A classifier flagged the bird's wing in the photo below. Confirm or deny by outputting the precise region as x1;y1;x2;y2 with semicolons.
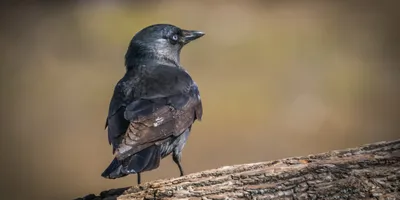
105;78;131;153
114;66;202;161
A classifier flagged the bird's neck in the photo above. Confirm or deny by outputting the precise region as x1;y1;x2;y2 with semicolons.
125;43;181;71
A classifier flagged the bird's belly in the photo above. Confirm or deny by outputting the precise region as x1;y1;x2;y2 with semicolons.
159;128;190;158
159;139;175;158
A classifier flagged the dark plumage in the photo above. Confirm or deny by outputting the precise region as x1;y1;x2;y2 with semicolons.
101;24;204;184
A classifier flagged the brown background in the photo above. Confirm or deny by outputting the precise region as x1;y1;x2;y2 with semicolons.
0;1;399;199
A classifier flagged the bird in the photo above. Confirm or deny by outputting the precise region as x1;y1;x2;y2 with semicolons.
101;24;204;185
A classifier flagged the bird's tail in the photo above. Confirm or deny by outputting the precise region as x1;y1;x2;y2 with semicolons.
101;145;161;179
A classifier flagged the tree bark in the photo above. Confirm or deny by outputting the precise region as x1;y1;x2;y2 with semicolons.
78;139;400;200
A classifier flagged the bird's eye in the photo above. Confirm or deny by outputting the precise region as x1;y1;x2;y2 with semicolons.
168;34;179;45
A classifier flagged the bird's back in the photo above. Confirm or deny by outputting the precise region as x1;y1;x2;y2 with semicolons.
102;64;202;179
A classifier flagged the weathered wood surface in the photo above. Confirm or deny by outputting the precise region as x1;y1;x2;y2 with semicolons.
77;139;400;200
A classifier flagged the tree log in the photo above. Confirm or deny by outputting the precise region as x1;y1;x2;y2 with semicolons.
77;139;400;200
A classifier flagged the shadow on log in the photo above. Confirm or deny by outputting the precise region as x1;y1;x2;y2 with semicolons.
76;139;400;200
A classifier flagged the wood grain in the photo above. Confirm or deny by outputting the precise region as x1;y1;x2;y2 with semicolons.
76;139;400;200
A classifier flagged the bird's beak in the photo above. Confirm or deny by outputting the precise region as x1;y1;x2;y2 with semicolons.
181;30;205;44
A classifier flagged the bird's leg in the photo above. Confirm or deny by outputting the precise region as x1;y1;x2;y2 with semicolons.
172;152;184;176
137;172;141;185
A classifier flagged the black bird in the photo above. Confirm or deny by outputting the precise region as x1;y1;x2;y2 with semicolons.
101;24;204;185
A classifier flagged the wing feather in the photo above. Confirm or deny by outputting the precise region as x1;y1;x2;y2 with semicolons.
115;93;200;160
105;64;202;158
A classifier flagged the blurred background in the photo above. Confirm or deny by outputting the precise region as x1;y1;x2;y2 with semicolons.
0;0;399;199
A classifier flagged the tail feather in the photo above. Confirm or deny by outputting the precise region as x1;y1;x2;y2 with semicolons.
101;157;127;179
101;145;161;179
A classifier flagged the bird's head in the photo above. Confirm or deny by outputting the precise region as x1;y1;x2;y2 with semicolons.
125;24;205;69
